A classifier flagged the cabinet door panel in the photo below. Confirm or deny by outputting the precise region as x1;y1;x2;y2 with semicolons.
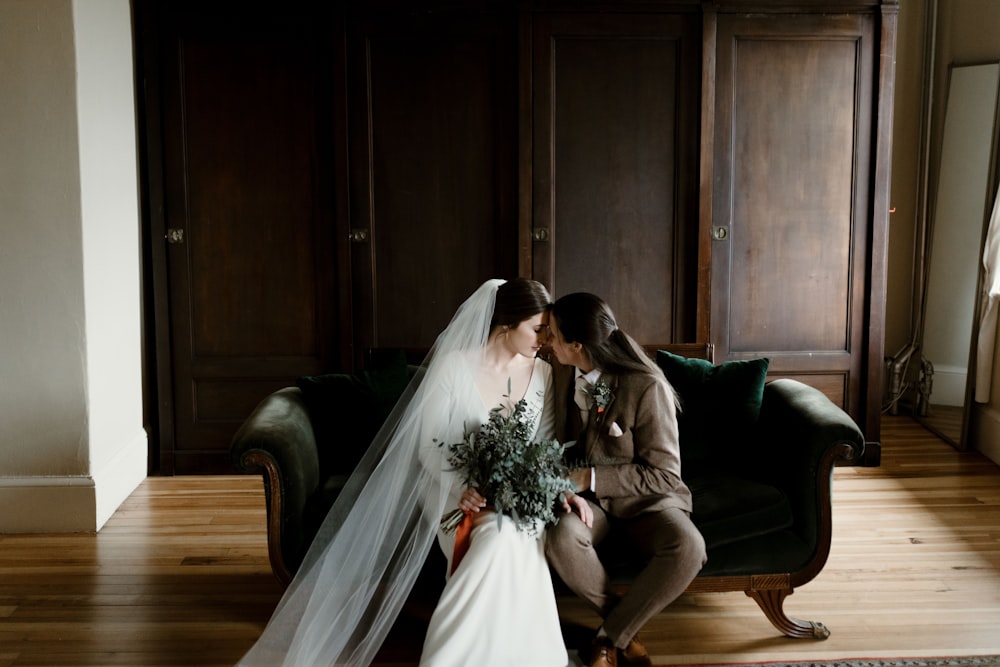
711;13;874;419
151;7;340;473
348;11;518;356
532;13;700;342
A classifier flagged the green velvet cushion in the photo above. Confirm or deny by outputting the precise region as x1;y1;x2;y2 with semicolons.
695;529;813;577
296;351;412;478
603;472;795;580
686;472;792;550
655;350;769;468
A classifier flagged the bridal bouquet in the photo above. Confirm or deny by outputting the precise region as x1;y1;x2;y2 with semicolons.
439;393;576;537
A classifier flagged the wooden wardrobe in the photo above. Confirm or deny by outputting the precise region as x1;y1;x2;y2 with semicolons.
135;0;898;474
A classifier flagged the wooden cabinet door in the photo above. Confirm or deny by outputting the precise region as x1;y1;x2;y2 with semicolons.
145;5;341;473
530;12;701;343
709;12;877;434
345;8;519;357
141;3;520;473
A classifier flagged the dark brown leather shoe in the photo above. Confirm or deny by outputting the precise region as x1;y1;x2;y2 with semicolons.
590;635;618;667
621;634;653;667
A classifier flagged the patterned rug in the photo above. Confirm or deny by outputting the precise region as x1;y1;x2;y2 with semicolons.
684;657;1000;667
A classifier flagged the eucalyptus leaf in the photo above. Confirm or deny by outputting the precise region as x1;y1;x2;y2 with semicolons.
437;396;576;536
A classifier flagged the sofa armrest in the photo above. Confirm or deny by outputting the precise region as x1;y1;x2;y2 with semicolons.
754;379;865;577
231;386;321;586
759;378;866;469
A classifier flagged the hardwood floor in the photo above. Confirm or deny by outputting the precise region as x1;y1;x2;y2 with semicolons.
1;416;998;666
638;415;1000;665
916;403;965;447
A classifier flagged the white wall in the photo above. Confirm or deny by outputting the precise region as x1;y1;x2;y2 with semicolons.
0;0;145;532
74;0;148;526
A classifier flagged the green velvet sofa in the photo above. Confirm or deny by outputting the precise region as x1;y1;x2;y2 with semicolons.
231;346;869;640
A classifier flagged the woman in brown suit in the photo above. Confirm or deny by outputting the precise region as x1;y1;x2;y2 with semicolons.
545;292;707;667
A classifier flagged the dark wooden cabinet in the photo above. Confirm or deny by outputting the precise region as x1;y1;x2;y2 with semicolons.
529;11;702;343
346;8;519;357
136;1;897;473
138;3;341;473
705;7;894;445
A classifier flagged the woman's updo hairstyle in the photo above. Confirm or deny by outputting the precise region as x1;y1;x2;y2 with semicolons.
490;278;551;331
551;292;664;379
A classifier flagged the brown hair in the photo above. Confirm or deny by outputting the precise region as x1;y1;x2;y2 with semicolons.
550;292;663;379
490;278;551;331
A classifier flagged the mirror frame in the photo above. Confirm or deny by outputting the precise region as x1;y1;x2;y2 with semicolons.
916;60;1000;450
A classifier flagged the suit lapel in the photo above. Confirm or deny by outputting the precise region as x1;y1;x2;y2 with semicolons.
550;357;581;444
569;395;584;440
582;372;618;460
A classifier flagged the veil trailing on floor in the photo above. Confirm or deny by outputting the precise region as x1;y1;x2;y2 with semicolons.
239;279;503;666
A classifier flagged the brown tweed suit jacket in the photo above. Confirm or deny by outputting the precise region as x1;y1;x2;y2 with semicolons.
550;357;692;518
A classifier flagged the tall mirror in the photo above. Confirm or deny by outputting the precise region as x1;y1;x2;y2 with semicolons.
918;61;1000;449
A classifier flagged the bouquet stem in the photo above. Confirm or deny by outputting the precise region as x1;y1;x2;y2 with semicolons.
440;508;466;535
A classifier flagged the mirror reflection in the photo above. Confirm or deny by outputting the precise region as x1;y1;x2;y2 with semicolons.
917;61;1000;448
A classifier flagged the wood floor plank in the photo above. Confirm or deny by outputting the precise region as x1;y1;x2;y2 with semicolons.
0;416;998;665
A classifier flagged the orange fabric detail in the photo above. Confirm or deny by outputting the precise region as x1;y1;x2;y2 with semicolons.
450;510;474;575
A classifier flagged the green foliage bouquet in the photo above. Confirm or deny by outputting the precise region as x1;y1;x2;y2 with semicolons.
439;392;576;537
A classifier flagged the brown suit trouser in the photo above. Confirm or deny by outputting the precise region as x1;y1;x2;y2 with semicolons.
545;500;707;649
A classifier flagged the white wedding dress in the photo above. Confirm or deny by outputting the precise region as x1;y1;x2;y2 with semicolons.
238;280;579;667
417;351;569;667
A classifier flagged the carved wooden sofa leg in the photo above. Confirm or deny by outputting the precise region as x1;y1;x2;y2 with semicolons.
746;580;830;640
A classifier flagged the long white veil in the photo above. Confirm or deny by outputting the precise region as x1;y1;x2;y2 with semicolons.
239;279;503;666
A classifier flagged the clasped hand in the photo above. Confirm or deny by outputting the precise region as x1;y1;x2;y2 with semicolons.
458;487;487;514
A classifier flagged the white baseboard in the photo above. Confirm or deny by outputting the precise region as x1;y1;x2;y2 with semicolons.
929;363;968;407
972;405;1000;467
0;429;147;533
0;476;98;533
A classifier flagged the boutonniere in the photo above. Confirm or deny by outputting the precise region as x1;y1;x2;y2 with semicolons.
585;379;614;416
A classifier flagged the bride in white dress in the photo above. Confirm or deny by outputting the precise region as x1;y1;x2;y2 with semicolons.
418;327;563;665
239;278;587;667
